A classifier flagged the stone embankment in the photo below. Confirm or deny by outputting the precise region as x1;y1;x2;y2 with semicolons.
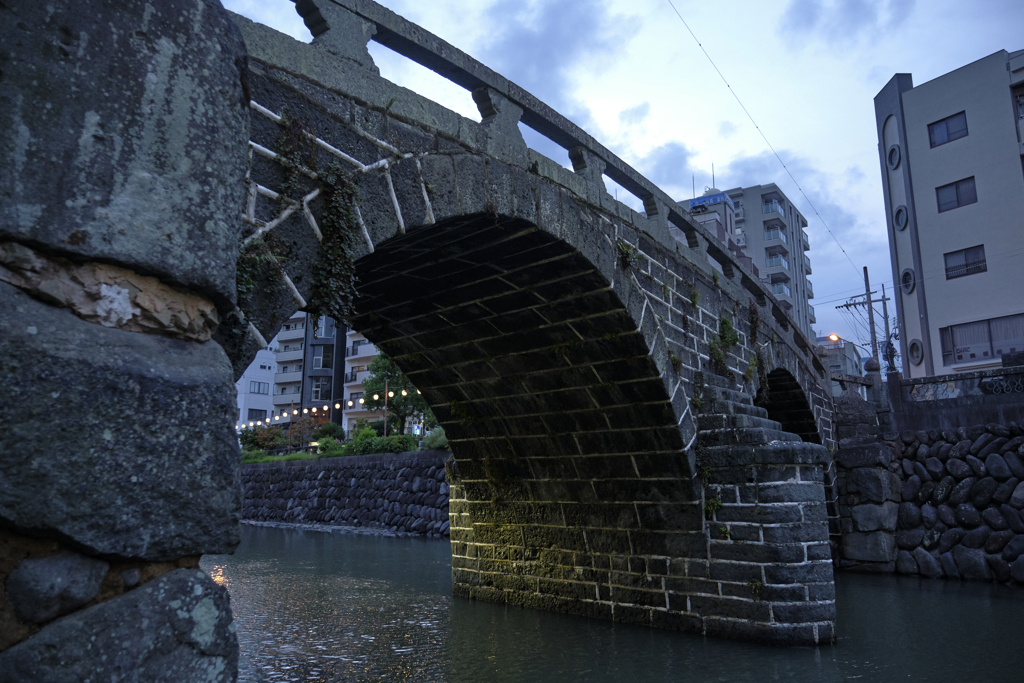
241;451;451;537
888;424;1024;581
838;411;1024;583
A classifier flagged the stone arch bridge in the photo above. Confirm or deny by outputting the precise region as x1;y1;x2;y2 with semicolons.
0;0;837;676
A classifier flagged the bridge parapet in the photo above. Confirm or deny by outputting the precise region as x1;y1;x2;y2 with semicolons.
283;0;828;397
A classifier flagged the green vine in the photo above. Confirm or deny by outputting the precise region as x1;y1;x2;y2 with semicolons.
709;316;740;377
690;285;700;308
703;495;723;517
617;241;643;270
747;301;761;346
307;163;360;329
670;353;683;373
712;271;720;287
748;579;764;600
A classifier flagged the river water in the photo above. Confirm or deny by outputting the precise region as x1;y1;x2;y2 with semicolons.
202;524;1023;682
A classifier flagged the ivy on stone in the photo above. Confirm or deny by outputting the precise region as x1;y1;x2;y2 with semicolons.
307;163;360;329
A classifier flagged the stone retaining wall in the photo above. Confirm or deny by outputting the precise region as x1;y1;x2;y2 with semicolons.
834;391;1024;583
242;451;452;537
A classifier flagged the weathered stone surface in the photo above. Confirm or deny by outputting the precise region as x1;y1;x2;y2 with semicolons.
0;283;241;560
946;458;974;480
971;433;996;456
987;554;1011;582
837;443;892;469
843;532;896;562
1000;504;1024;533
896;549;918;574
939;528;966;554
896;528;925;549
982;507;1008;531
952;546;991;580
0;0;248;304
847;468;896;503
993;477;1020;505
920;503;938;529
851;502;898;532
948;440;972;461
1002;535;1024;562
913;547;944;578
955;503;983;529
0;569;237;681
916;481;935;506
931;475;955;506
966;455;987;478
961;525;992;549
921;528;941;550
897;502;922;530
913;461;931;482
949;477;976;506
1012;559;1024;583
1002;450;1024;480
985;454;1012;481
940;552;959;579
970;477;999;509
985;529;1015;554
924;457;945;480
5;551;109;624
902;475;922;502
1010;481;1024;509
937;504;957;527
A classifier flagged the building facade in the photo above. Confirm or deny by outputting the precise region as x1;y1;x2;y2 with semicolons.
816;336;865;398
683;185;815;340
234;347;276;429
339;328;382;432
875;50;1024;378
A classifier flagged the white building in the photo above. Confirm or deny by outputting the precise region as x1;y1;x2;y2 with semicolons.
874;49;1024;377
340;329;381;432
682;185;815;340
235;347;275;430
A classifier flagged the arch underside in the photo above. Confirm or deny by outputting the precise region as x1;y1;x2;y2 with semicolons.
764;368;822;444
351;214;707;620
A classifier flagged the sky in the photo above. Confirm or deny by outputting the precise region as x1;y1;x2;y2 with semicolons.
223;0;1023;352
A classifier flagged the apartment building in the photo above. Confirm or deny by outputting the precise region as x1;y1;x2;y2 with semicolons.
682;185;815;340
816;335;865;398
874;49;1024;377
339;329;382;433
267;312;347;428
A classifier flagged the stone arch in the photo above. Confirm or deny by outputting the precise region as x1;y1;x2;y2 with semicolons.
763;368;821;444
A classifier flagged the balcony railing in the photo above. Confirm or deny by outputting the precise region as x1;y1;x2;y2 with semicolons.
766;255;789;271
344;370;370;384
274;371;303;384
945;259;987;279
764;228;788;244
276;326;305;342
275;349;304;362
762;201;785;216
804;255;812;274
806;279;814;299
272;392;302;406
802;231;810;251
346;343;377;358
771;282;792;298
808;304;816;324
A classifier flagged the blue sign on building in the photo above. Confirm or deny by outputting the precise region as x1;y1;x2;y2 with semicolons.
690;192;734;209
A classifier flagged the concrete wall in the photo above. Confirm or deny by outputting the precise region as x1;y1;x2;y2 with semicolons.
241;451;451;536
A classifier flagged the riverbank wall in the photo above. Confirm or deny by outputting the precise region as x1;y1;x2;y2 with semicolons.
241;451;451;537
833;372;1024;583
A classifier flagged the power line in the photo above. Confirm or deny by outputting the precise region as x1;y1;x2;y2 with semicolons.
663;0;860;276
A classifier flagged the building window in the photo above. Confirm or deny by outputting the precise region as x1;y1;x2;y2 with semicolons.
944;245;987;279
312;377;332;401
313;345;335;370
928;111;968;148
936;177;977;213
247;409;267;421
940;313;1024;365
249;381;269;394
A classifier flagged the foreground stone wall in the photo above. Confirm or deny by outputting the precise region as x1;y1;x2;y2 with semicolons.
834;391;1024;583
0;0;247;677
242;452;451;537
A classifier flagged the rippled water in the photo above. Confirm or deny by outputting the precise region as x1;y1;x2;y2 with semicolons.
202;525;1024;682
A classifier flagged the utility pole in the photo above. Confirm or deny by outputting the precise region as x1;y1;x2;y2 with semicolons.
834;266;891;364
882;283;893;371
864;267;878;361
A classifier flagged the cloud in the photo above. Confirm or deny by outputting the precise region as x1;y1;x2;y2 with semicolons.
632;141;698;201
778;0;916;45
718;120;738;138
478;0;639;119
619;102;651;128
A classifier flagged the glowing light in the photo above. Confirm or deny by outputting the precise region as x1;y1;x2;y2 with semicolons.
417;390;421;395
274;415;280;421
311;407;317;413
334;403;341;410
358;398;364;404
401;389;407;396
293;409;298;415
249;422;254;427
323;405;329;411
347;400;353;407
303;408;309;414
828;334;840;342
388;391;394;398
373;394;379;400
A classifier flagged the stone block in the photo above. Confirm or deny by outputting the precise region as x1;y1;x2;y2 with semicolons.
846;468;896;503
851;502;898;532
842;531;896;563
5;551;109;624
836;442;892;469
912;547;944;578
0;0;248;303
952;545;992;581
0;569;236;681
0;283;240;560
896;549;918;574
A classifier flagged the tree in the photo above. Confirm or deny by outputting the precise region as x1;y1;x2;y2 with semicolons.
287;416;315;449
361;351;433;435
239;425;285;452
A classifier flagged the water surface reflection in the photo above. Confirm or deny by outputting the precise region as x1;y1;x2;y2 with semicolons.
202;525;1023;682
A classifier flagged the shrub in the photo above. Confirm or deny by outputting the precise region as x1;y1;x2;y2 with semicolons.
312;421;345;442
422;426;449;450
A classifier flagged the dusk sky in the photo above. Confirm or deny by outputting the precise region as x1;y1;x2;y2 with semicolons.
224;0;1023;355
